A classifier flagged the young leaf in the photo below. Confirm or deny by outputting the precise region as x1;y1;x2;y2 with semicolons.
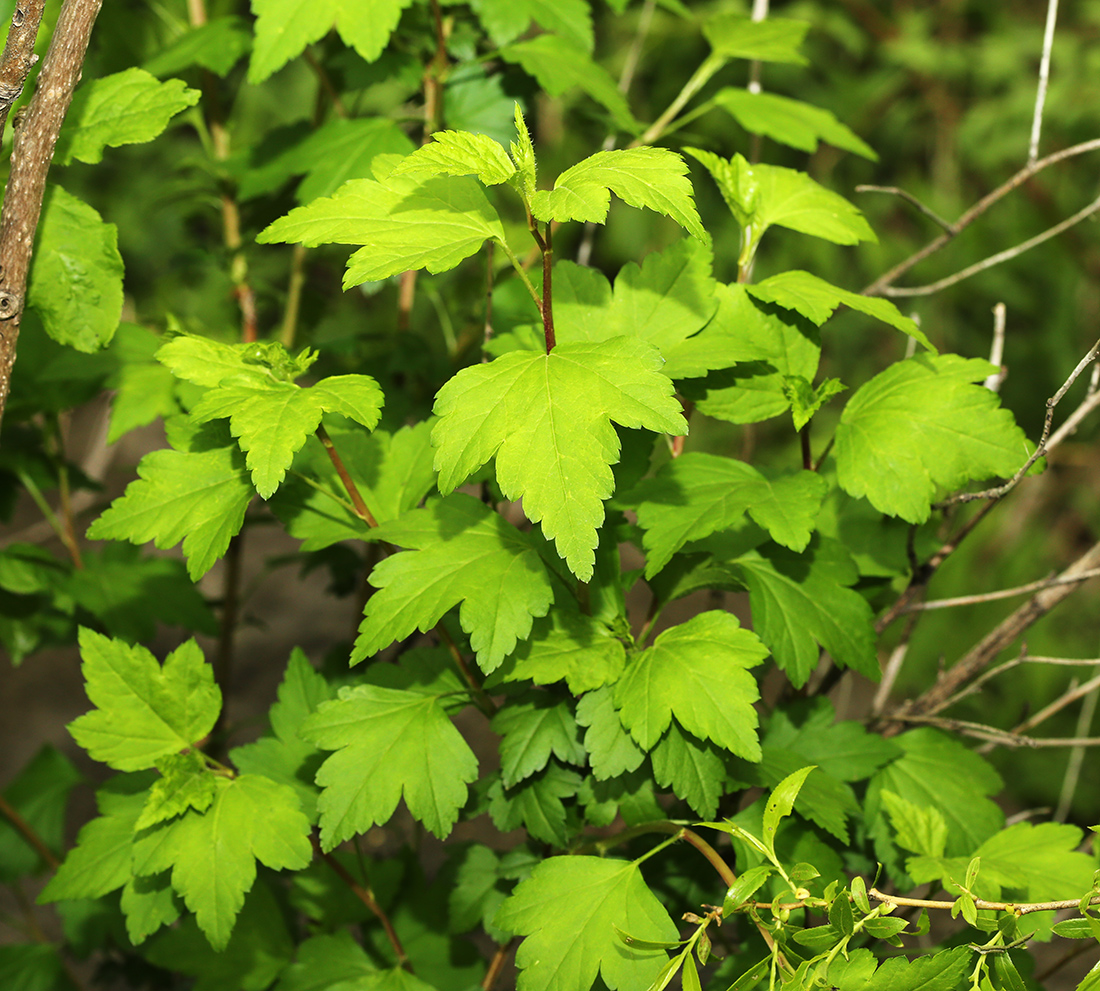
746;270;933;351
301;685;479;847
530;147;706;241
433;338;685;581
487;762;583;847
131;775;311;950
783;375;847;431
249;0;416;82
762;765;816;856
28;185;124;352
835;353;1032;523
730;537;878;687
614;611;765;757
703;15;809;64
86;420;253;581
650;722;728;819
711;88;876;159
491;697;586;787
724;865;776;911
352;494;554;671
494;855;679;991
135;751;217;830
189;373;384;498
576;686;645;780
68;630;220;772
754;747;860;843
622;452;827;577
257;172;508;289
56;68;200;165
509;103;538;201
390;129;517;186
499;34;638;133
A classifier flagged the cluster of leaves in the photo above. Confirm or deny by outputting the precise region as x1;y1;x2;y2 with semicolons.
3;3;1100;991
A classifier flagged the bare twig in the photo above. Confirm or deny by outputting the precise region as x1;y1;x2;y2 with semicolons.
0;792;59;868
482;938;517;991
870;887;1100;916
316;424;379;528
856;184;957;233
899;568;1100;612
863;136;1100;297
1029;0;1060;165
984;303;1006;391
871;612;919;716
882;712;1100;749
879;193;1100;298
1054;664;1099;821
1010;670;1100;737
0;0;104;428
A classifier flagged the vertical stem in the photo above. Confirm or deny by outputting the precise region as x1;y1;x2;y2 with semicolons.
1028;0;1059;165
799;424;812;471
52;414;83;569
316;424;379;527
0;0;104;429
0;1;47;138
482;240;494;357
279;242;307;348
541;224;555;352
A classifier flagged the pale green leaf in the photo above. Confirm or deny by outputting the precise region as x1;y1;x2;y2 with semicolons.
614;611;765;756
132;774;311;950
494;855;678;991
492;697;586;787
352;494;554;671
432;338;686;581
249;0;416;82
56;68;200;165
880;791;948;858
782;375;847;431
576;686;645;780
510;103;537;201
135;752;217;830
391;129;517;185
530;147;706;241
835;354;1033;523
500;34;638;133
257;172;506;288
156;334;284;388
650;722;726;819
302;685;478;846
68;630;220;772
731;538;878;688
623;453;827;576
503;610;627;695
711;88;876;159
105;324;178;442
746;270;933;351
703;15;809;64
28;186;123;352
86;422;253;581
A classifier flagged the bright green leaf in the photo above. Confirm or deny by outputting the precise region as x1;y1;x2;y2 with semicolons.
880;791;948;858
650;722;727;819
302;685;478;846
68;630;220;772
503;610;628;695
827;946;972;991
487;762;582;847
433;338;686;581
576;686;645;780
494;855;678;991
353;494;554;671
703;15;809;64
492;697;586;787
835;353;1033;523
135;752;217;830
391;129;517;185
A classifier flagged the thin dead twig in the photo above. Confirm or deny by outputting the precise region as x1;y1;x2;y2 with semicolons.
899;567;1100;612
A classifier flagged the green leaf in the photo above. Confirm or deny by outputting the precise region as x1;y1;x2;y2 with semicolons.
746;270;933;351
711;89;876;159
782;375;847;431
866;729;1004;884
650;722;727;819
143;17;252;77
121;873;181;946
86;421;253;581
39;773;151;902
492;697;586;787
755;748;859;843
835;353;1033;523
249;0;417;82
68;630;220;772
0;944;69;991
190;374;383;498
827;946;972;991
56;68;200;165
433;338;686;581
0;746;81;881
576;686;645;780
703;15;809;64
274;930;380;991
135;751;217;830
730;538;878;687
258;171;507;288
302;685;478;846
471;0;594;52
488;762;582;847
132;774;311;950
530;147;706;241
503;610;628;695
494;855;679;991
881;791;948;858
27;186;123;352
105;324;178;442
762;765;816;856
353;494;554;671
623;453;826;577
269;421;435;550
614;611;765;756
687;149;874;265
391;129;517;185
449;845;510;941
499;34;638;133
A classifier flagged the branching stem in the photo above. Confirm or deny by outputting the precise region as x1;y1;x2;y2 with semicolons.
316;424;380;528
